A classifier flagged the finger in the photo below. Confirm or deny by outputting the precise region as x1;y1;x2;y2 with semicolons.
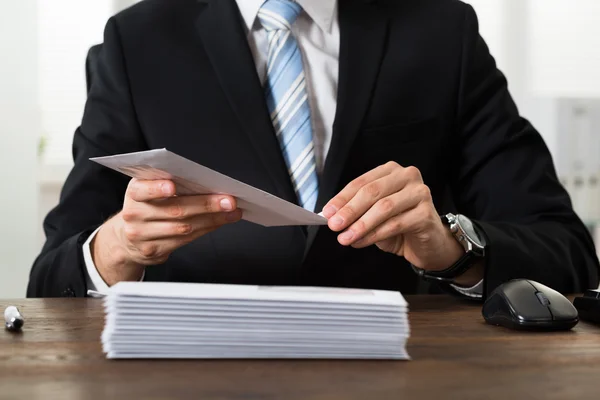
328;170;420;233
132;237;194;265
322;162;398;218
122;194;238;222
133;221;236;265
126;179;176;202
123;209;243;242
349;203;431;249
131;212;244;266
337;184;429;245
328;168;424;234
148;194;238;221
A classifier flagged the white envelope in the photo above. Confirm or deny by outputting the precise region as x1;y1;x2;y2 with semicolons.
90;148;328;227
107;282;407;307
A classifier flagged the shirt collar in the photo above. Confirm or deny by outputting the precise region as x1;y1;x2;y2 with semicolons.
237;0;337;34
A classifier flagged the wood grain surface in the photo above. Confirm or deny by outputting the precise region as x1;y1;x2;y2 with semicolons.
1;296;599;400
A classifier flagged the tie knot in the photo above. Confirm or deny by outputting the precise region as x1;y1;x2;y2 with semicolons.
258;0;302;31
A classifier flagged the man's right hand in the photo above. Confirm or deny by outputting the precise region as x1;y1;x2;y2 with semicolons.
91;178;243;286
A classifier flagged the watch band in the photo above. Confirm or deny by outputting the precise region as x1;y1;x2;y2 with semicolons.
411;252;476;284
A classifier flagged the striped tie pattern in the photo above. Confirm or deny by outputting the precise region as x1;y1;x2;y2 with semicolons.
258;0;319;211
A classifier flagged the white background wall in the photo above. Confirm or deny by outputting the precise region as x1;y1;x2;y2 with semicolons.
0;1;41;298
0;0;139;298
528;0;600;98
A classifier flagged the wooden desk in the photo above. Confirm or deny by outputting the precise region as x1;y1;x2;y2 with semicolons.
1;296;599;400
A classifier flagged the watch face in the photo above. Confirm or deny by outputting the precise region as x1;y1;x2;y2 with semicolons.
457;215;486;247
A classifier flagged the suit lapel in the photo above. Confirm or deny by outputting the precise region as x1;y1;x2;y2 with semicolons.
195;0;298;204
306;0;390;255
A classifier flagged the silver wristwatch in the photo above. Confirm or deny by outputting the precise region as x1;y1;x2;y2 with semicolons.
444;213;486;258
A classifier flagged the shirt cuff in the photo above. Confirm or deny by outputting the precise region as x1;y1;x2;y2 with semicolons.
450;279;484;299
83;226;145;294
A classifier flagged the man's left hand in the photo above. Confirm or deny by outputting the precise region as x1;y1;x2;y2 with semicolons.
322;162;467;275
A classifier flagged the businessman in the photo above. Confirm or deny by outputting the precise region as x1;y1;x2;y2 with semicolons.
28;0;599;298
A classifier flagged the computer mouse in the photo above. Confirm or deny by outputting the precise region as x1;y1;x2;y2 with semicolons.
482;279;578;331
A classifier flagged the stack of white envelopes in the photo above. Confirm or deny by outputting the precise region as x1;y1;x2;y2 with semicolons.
101;282;410;360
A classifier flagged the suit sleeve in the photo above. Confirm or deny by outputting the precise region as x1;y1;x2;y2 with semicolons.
27;18;147;297
452;5;600;296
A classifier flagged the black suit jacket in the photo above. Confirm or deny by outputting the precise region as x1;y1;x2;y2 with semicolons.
28;0;599;298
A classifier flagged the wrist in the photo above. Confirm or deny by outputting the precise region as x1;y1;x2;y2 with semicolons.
437;226;466;270
92;214;145;286
416;224;464;271
412;214;487;284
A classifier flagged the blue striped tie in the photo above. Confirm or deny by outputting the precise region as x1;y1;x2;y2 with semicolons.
258;0;319;212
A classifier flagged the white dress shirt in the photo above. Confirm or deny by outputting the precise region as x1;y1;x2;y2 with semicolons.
84;0;482;297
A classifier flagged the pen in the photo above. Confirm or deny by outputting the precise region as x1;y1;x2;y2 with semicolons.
4;306;24;332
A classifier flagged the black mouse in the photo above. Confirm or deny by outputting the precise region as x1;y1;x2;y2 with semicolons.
482;279;578;331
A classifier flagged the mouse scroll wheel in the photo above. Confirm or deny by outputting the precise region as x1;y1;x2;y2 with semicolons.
536;292;551;306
